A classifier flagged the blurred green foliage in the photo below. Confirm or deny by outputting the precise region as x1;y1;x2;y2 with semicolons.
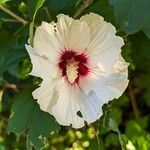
0;0;150;150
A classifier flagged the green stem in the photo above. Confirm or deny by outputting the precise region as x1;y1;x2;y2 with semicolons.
73;0;93;19
0;4;28;25
118;131;124;150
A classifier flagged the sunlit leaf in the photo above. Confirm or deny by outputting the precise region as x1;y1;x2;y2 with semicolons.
29;0;45;46
0;0;10;4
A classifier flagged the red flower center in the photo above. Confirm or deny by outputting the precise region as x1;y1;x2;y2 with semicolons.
58;50;89;84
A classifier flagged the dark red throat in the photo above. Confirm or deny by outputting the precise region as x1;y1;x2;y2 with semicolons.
58;50;89;84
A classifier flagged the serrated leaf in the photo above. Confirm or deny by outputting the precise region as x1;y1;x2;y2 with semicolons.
103;108;119;132
8;87;61;150
7;87;36;134
29;104;61;149
109;0;150;38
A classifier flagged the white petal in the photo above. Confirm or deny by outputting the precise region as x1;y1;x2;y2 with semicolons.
114;55;129;73
33;21;61;63
81;13;124;73
79;91;104;124
80;58;128;103
32;79;56;113
80;13;105;46
52;77;104;128
52;78;84;128
25;45;57;78
56;14;90;52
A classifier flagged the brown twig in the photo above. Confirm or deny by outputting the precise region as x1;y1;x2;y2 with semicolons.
73;0;93;19
0;78;19;92
5;83;19;92
128;82;140;119
0;4;28;25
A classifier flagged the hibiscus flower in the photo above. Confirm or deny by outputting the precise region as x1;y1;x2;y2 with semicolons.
26;13;129;128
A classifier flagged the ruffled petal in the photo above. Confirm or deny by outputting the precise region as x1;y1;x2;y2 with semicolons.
80;13;105;48
52;78;85;128
33;21;61;63
56;14;90;52
81;13;124;74
32;79;56;113
26;45;57;78
52;77;104;128
79;91;104;124
80;57;129;103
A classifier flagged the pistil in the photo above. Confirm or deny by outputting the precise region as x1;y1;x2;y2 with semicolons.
66;58;79;84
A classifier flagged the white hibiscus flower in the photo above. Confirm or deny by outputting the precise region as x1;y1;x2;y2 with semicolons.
25;13;129;129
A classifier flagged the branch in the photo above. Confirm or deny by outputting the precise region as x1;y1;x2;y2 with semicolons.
128;82;140;119
73;0;93;19
5;83;19;92
0;4;28;25
0;78;19;92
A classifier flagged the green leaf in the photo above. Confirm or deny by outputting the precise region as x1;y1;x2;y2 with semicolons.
0;31;27;76
137;136;150;150
89;137;105;150
47;0;75;16
0;0;10;4
125;120;145;139
8;58;31;79
7;87;36;134
129;32;150;68
109;0;150;38
85;0;116;25
119;134;129;150
103;108;119;132
28;104;61;149
7;87;61;150
29;0;45;46
105;133;119;146
27;0;39;18
0;49;27;76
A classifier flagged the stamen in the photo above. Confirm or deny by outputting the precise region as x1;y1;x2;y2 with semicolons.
66;58;79;83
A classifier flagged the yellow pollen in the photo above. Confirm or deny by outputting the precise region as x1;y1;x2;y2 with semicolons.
66;58;79;83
